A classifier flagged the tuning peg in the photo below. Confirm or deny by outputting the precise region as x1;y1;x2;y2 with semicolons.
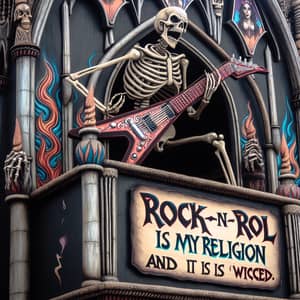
239;56;242;61
244;58;247;64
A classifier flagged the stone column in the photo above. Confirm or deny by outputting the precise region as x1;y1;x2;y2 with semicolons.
100;168;118;281
283;205;300;298
4;120;32;300
74;88;105;286
5;2;39;299
5;195;30;300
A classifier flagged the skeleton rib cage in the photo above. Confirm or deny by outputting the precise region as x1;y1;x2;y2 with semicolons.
123;44;185;108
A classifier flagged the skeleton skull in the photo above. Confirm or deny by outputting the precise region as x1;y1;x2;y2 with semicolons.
154;7;188;49
14;3;32;31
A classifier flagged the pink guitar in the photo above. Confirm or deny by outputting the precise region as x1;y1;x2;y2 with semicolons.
69;58;267;164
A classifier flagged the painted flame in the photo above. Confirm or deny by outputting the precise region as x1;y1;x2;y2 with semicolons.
36;61;62;187
280;134;291;175
242;102;256;139
84;87;96;127
13;118;23;152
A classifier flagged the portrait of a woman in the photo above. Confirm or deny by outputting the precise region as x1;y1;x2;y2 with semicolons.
233;0;265;55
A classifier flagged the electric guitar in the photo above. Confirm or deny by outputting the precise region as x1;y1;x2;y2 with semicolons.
69;57;267;164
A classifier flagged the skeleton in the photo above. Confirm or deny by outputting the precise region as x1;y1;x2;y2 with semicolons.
4;150;31;192
67;6;237;185
14;2;32;45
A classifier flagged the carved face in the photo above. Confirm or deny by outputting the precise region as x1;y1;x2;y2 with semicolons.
154;7;188;49
14;3;32;31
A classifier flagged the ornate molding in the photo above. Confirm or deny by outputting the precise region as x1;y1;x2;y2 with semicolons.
100;167;118;281
283;204;300;297
10;43;40;59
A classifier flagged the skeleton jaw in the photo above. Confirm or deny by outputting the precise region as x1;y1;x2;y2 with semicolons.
161;30;183;49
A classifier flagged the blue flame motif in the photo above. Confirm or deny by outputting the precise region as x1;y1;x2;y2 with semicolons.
278;97;300;183
240;113;249;151
35;56;62;184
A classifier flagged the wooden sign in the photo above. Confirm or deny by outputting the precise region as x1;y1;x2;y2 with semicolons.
131;186;280;289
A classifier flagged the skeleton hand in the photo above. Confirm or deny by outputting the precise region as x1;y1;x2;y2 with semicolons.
243;138;264;173
188;70;221;120
106;93;126;115
4;150;31;192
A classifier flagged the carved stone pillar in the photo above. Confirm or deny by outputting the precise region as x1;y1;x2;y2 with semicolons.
74;88;105;286
283;205;300;298
5;2;39;297
100;168;118;281
76;128;105;286
5;195;30;300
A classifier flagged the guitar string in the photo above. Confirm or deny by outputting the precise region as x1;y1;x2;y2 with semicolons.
131;68;227;134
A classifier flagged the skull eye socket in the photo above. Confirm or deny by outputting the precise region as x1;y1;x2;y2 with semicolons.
170;15;180;23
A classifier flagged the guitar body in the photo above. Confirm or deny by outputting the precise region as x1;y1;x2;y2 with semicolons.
70;100;179;164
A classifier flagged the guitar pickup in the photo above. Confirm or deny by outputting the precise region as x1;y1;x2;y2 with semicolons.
162;104;175;118
142;115;157;132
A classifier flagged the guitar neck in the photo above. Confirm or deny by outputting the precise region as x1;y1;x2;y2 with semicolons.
169;62;234;113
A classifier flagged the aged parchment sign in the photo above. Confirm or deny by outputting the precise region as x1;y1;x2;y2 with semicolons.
131;186;280;289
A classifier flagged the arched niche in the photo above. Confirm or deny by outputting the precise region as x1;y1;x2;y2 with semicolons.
99;29;241;183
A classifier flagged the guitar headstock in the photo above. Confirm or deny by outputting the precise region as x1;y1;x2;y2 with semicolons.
228;55;268;79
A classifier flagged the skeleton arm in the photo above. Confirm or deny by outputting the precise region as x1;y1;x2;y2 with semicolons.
69;48;141;81
180;57;189;91
66;48;141;114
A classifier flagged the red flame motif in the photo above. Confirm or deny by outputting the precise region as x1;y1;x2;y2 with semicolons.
76;105;85;128
84;87;96;127
242;102;256;139
36;62;62;187
280;134;291;175
99;0;126;24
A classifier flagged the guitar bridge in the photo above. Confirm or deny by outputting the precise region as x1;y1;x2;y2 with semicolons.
126;118;146;140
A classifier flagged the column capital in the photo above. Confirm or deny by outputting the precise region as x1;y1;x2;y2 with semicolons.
10;44;40;60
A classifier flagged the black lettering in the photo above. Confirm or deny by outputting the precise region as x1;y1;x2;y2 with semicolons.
178;203;191;227
217;212;228;227
249;215;263;237
232;210;253;240
160;201;177;226
201;261;210;275
191;204;211;234
262;216;277;243
186;259;197;273
141;193;164;228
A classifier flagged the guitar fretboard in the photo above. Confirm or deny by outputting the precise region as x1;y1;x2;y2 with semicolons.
169;63;234;114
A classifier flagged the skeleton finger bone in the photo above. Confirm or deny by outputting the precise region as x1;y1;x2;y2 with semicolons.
4;150;32;192
187;70;221;120
107;93;126;115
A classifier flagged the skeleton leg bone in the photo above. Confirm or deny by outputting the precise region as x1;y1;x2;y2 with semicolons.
212;135;237;185
158;132;236;185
